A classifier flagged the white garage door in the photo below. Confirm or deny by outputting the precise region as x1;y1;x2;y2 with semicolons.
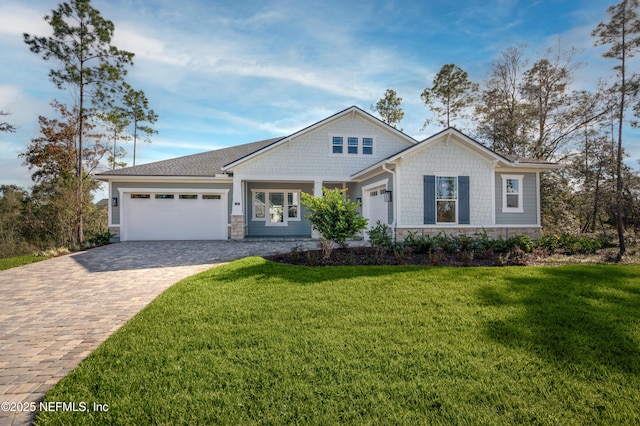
122;192;228;241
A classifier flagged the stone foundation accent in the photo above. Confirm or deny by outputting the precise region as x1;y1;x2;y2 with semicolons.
108;226;120;238
230;215;246;240
395;227;542;242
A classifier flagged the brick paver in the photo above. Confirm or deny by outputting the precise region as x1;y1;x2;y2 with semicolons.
0;240;324;426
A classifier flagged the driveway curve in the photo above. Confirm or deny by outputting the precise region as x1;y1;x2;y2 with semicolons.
0;240;320;426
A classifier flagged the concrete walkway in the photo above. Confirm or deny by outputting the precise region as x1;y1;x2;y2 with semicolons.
0;240;322;426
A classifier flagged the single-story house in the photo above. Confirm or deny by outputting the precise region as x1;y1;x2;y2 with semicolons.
95;106;559;242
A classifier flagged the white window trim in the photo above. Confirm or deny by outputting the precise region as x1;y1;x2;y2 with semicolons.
501;174;524;213
436;176;459;224
329;135;375;157
251;189;302;226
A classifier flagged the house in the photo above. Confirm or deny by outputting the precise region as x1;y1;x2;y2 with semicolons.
95;106;559;242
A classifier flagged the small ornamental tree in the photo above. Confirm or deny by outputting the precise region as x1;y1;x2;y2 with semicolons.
301;187;368;258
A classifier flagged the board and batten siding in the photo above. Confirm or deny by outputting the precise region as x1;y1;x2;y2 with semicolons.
110;182;233;225
494;172;539;225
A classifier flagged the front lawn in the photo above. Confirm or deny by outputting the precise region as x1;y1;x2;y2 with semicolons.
37;258;640;425
0;254;48;271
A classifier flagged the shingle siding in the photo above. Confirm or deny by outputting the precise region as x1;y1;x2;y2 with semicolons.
397;138;494;227
234;115;412;179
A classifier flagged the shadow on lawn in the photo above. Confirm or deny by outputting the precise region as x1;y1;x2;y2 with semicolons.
478;265;640;375
209;256;425;286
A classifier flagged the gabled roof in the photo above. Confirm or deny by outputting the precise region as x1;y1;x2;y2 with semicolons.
351;127;560;179
95;137;283;178
222;105;417;171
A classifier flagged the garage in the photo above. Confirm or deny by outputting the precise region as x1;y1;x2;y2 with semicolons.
121;191;228;241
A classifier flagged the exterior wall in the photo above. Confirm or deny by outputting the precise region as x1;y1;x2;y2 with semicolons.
495;172;538;225
233;114;413;180
110;181;233;225
245;181;313;237
396;137;495;227
395;226;542;241
351;172;394;225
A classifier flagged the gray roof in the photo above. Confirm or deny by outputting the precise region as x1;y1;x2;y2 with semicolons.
95;137;283;177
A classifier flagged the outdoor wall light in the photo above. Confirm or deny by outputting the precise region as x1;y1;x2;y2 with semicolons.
383;189;392;202
112;197;118;207
355;197;362;204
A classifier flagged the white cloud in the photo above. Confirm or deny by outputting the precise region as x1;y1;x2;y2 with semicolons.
0;3;52;37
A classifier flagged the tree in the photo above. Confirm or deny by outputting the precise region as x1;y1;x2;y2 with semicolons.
421;64;478;129
371;89;404;129
301;187;368;258
0;185;29;257
475;45;531;156
592;0;640;258
24;0;135;243
20;101;108;247
122;86;157;166
100;108;130;170
0;111;16;133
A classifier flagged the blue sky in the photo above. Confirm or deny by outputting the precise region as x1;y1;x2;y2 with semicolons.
0;0;637;198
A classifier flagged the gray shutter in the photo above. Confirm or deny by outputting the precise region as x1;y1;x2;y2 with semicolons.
459;176;470;225
424;175;436;224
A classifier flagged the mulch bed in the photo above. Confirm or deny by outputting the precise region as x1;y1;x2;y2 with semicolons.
264;246;529;267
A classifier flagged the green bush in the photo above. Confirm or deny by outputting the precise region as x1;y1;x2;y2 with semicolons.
301;187;368;258
367;221;393;250
86;230;113;247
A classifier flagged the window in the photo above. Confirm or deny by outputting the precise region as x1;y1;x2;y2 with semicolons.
288;192;299;218
254;192;266;219
332;137;344;154
269;192;284;224
155;194;174;199
348;137;359;154
436;176;457;223
202;194;221;200
179;194;198;200
253;190;301;225
502;175;524;212
362;137;373;155
331;136;374;156
130;194;150;199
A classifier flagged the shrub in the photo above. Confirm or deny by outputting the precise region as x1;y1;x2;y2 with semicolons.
87;230;113;247
301;187;368;258
367;221;393;250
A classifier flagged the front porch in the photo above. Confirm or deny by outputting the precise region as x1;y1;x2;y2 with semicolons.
229;178;356;240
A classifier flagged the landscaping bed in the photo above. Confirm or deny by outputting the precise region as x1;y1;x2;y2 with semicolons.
265;232;623;267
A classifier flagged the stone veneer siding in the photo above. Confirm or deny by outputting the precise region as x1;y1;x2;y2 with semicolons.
395;226;542;241
230;215;246;240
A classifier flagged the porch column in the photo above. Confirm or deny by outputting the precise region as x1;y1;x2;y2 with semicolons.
312;180;323;239
230;175;245;240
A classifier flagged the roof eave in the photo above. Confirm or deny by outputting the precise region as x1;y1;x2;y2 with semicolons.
222;106;417;171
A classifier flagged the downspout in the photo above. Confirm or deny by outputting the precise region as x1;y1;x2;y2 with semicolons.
382;162;397;241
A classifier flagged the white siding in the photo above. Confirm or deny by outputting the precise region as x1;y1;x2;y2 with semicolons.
234;115;412;179
397;137;495;226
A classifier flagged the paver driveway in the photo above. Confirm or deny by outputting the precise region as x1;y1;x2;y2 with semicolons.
0;240;320;426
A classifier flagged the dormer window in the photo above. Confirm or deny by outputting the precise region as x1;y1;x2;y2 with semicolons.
331;136;374;156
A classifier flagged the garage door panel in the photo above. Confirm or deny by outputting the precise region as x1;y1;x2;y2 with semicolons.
123;193;227;241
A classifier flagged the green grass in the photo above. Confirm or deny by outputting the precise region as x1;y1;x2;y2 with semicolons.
37;258;640;425
0;254;48;270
